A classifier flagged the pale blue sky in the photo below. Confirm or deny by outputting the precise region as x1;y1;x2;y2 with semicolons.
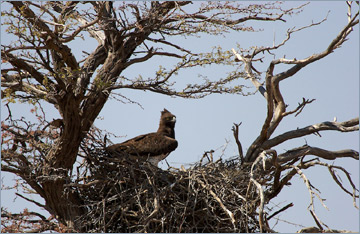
1;1;359;232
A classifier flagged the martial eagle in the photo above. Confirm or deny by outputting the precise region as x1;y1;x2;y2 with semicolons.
106;109;178;166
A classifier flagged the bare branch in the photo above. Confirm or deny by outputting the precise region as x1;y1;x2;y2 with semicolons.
267;203;293;221
289;164;330;230
123;48;156;69
232;122;244;164
282;98;316;117
263;118;359;150
277;145;359;163
15;193;47;209
271;12;359;80
146;37;197;55
301;160;359;208
253;12;329;57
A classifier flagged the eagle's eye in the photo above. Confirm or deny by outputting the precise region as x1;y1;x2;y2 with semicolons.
166;116;176;122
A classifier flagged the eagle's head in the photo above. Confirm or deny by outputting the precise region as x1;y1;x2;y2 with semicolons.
158;108;176;137
161;108;176;124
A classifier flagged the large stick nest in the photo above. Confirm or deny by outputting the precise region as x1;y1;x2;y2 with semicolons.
69;141;270;232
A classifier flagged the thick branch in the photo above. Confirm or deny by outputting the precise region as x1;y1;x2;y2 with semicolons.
244;70;275;162
277;145;359;163
75;44;107;97
263;118;359;150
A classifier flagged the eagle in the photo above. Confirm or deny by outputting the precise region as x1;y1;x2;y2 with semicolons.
105;108;178;166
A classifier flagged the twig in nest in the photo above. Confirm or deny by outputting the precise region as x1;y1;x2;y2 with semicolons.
199;150;214;165
249;151;268;232
64;180;104;188
198;172;236;227
143;173;160;226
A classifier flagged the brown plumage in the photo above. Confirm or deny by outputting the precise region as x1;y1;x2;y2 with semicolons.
106;109;178;166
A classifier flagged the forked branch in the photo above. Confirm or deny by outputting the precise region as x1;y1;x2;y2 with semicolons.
232;122;244;164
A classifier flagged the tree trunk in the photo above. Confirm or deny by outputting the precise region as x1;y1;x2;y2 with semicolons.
39;93;83;229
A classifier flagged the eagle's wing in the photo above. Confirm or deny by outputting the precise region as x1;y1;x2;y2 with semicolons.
106;132;178;158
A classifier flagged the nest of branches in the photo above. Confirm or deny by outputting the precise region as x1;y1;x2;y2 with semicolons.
68;132;273;233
